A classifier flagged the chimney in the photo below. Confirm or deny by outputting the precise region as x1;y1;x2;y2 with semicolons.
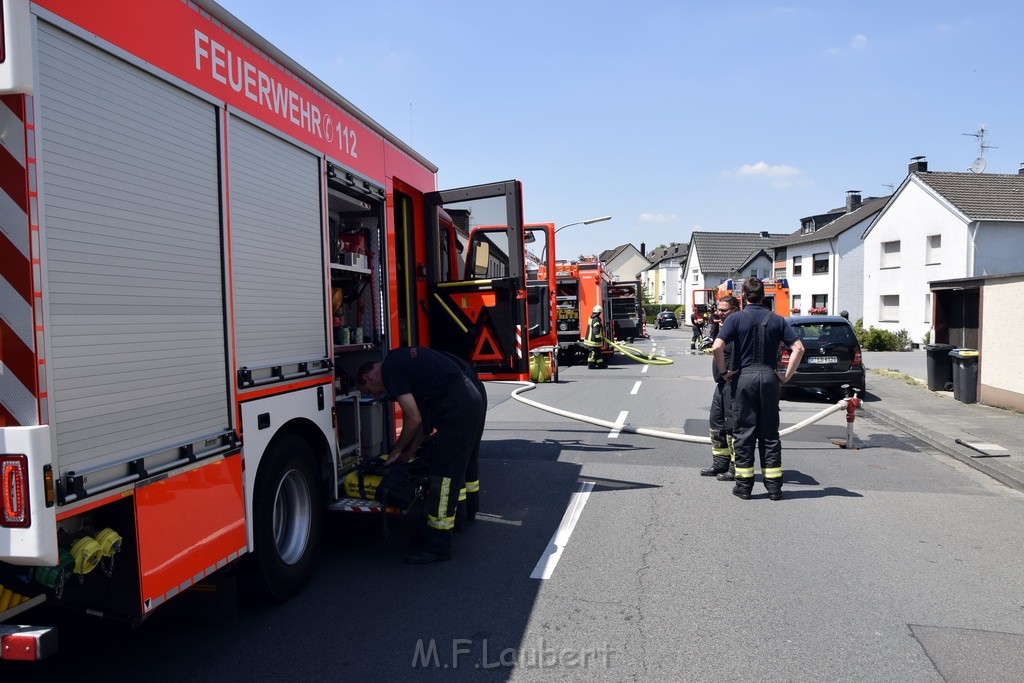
1018;164;1024;176
640;241;647;257
909;156;928;173
759;230;769;238
845;190;862;213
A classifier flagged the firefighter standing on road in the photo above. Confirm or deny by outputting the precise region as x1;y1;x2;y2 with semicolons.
583;305;606;369
701;295;740;479
357;347;485;563
712;278;804;501
690;309;706;350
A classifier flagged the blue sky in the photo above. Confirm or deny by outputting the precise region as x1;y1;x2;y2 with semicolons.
217;1;1023;261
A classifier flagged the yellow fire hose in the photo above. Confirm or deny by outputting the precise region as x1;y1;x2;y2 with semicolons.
607;339;674;365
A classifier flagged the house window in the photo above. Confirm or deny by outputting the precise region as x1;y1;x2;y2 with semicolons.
924;293;931;323
749;268;759;278
774;266;786;279
791;295;802;314
926;234;941;265
812;294;828;311
880;240;901;268
812;253;829;274
792;255;803;276
880;295;900;322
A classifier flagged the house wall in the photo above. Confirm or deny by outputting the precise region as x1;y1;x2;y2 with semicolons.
645;261;684;306
607;252;652;281
973;221;1024;276
864;180;969;342
979;275;1024;411
835;228;864;322
785;241;833;315
683;246;701;312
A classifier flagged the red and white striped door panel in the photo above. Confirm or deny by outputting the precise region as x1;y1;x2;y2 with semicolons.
0;93;40;428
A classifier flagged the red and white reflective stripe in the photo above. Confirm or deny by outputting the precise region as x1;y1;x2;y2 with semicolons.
0;95;40;427
514;324;523;359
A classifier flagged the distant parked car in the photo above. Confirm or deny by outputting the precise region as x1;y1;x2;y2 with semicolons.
780;315;865;401
655;310;678;329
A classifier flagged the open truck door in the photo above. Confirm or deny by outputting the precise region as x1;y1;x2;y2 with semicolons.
425;181;530;380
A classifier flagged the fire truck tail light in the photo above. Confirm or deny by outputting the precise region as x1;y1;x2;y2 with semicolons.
1;455;31;528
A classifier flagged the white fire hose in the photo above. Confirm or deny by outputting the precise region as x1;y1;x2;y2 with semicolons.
503;381;852;444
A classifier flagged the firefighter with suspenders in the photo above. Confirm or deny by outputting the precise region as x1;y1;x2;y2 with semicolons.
712;278;804;501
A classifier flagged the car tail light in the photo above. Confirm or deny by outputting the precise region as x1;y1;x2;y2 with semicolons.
779;348;791;369
852;347;862;366
1;454;30;528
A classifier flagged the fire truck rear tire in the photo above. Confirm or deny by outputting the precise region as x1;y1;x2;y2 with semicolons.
249;433;323;602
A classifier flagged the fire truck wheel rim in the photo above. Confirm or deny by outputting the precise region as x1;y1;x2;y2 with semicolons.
272;469;313;565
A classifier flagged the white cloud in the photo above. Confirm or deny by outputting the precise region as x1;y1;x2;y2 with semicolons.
639;213;678;223
732;161;801;178
849;34;868;49
726;162;807;188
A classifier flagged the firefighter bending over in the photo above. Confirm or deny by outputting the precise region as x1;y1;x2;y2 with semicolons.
357;347;485;563
583;305;606;369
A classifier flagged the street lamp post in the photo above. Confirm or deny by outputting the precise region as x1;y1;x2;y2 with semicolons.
554;215;612;234
543;216;611;262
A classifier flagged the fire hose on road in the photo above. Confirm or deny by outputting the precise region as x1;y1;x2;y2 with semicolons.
503;381;862;445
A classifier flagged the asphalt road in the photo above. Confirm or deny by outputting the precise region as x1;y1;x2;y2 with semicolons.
6;330;1024;681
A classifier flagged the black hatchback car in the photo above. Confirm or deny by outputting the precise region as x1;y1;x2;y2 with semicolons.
655;310;678;329
780;315;865;400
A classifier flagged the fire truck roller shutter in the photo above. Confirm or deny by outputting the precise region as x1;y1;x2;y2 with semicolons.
228;116;324;369
36;23;230;476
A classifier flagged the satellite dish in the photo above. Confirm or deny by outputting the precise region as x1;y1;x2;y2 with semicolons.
969;157;987;173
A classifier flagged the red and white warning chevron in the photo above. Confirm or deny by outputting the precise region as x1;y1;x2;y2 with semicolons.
0;94;41;427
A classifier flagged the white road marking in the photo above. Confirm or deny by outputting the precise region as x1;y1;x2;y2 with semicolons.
641;364;649;374
608;410;628;438
630;381;642;395
530;481;595;580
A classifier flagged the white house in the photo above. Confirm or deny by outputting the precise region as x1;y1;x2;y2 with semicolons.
641;243;687;307
683;231;785;312
862;158;1024;343
598;243;651;282
773;192;888;320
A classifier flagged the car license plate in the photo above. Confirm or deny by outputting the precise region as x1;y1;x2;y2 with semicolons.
808;356;838;364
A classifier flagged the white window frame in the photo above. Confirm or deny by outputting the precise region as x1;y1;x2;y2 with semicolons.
792;255;803;276
812;252;829;274
880;294;900;322
926;234;941;265
880;240;901;269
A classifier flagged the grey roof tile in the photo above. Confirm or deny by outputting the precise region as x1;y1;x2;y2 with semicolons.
775;196;890;247
691;231;787;272
913;172;1024;221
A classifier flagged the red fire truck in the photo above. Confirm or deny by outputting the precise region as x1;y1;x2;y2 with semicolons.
0;0;532;659
554;260;614;364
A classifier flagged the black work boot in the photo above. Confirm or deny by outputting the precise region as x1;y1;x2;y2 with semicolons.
732;485;752;500
404;528;452;564
700;455;730;477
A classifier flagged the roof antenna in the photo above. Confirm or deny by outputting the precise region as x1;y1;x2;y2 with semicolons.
962;125;996;173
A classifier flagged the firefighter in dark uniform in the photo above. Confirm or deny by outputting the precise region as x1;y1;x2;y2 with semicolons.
712;278;804;500
690;309;706;350
583;305;606;369
701;295;740;479
441;352;486;524
356;347;485;562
